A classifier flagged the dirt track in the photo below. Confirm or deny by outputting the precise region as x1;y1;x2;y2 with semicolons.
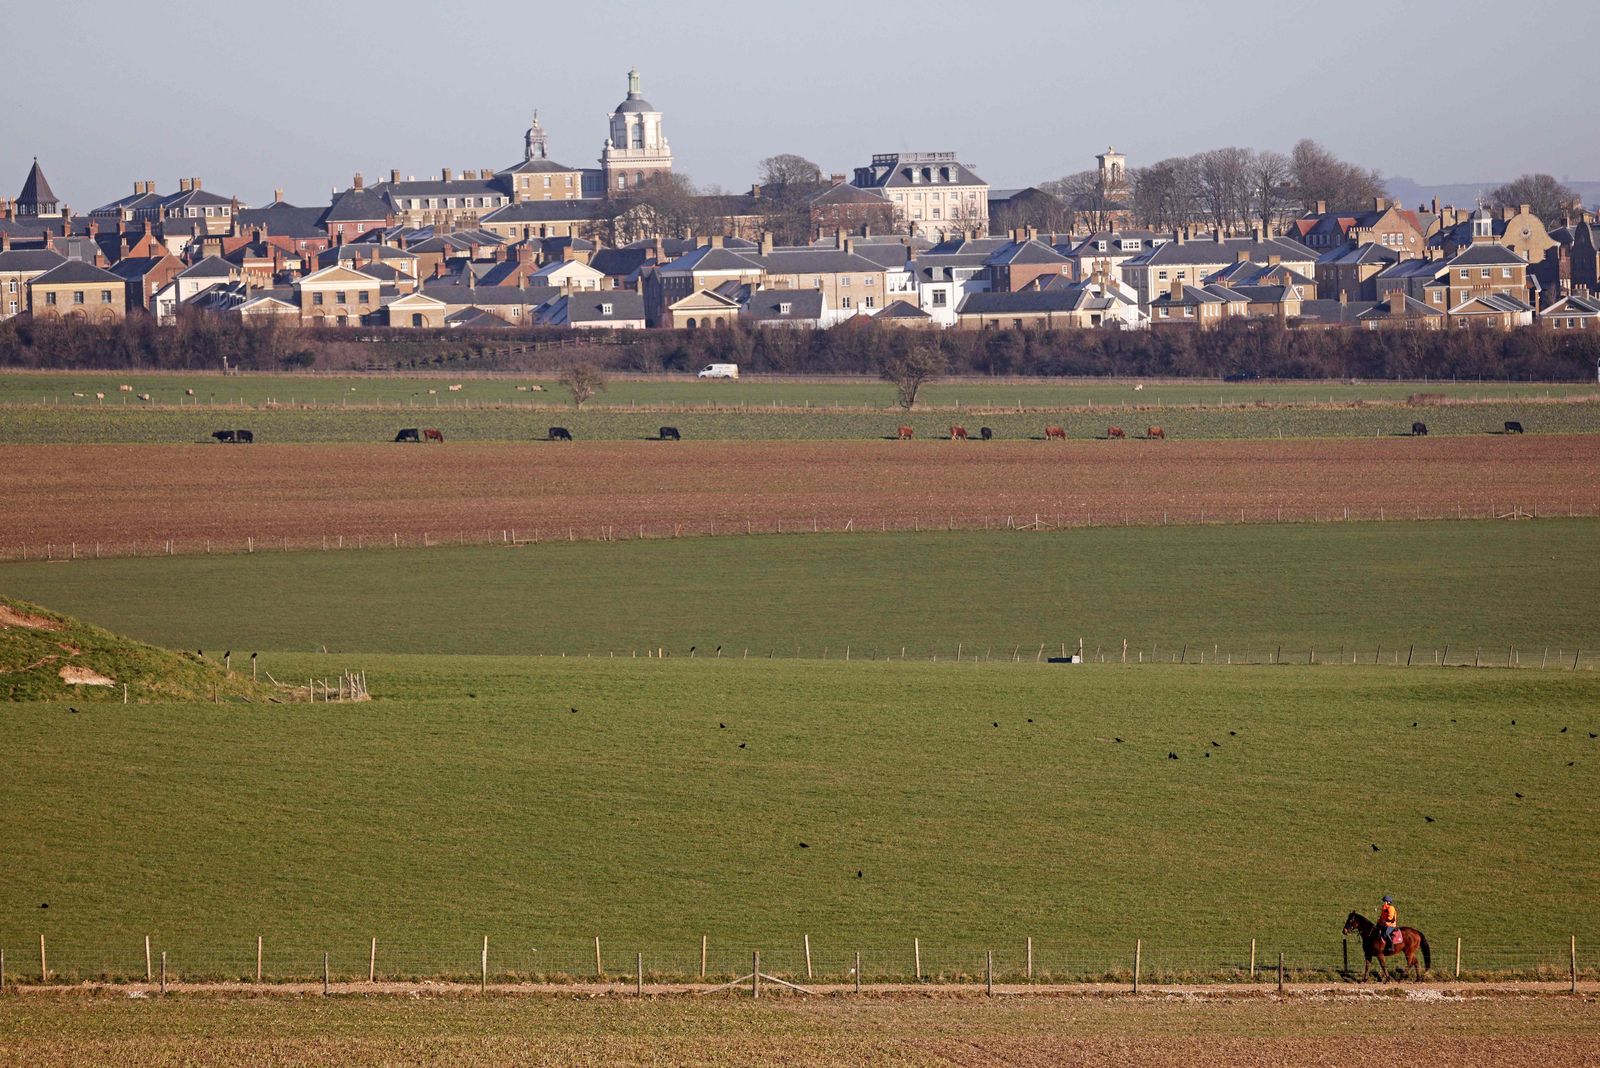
3;436;1597;554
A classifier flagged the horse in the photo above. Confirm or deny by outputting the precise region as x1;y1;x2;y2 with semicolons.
1045;425;1066;440
423;428;444;443
1343;911;1431;982
1107;426;1126;439
1146;425;1166;440
950;425;968;440
897;425;914;440
979;427;993;440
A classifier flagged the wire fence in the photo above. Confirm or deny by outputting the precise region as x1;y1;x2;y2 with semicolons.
2;499;1595;566
6;932;1594;988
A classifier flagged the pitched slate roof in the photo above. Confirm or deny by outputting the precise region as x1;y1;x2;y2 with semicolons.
1444;243;1528;267
1451;292;1531;314
1315;243;1400;267
854;153;986;190
659;246;765;275
499;158;582;175
565;291;645;322
874;299;932;319
809;183;891;207
480;200;604;223
742;288;824;321
31;260;124;286
1148;284;1229;307
178;256;236;279
324;187;392;223
1126;235;1313;268
0;249;66;273
758;247;886;275
17;159;57;209
958;289;1096;315
986;239;1071;267
236;202;329;239
446;306;516;328
1295;299;1379;325
589;247;653;278
1358;294;1443;319
1542;294;1600;315
421;281;558;307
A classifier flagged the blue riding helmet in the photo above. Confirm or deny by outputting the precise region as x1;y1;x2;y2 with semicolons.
1382;895;1393;903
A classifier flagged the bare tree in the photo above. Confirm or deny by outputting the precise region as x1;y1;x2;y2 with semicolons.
758;154;823;189
1488;174;1581;226
559;364;607;409
879;344;948;409
1248;150;1292;233
1290;139;1386;213
1046;169;1117;233
1131;157;1202;231
1197;147;1254;232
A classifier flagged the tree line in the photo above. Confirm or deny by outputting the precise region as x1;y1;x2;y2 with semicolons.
5;313;1594;383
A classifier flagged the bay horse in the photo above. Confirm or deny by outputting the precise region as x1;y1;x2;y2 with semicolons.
1343;911;1430;981
1107;426;1125;439
897;425;914;440
423;428;444;443
949;425;968;440
1146;425;1166;440
1045;425;1066;440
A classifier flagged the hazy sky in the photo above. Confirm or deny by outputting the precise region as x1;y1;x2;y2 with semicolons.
5;0;1596;210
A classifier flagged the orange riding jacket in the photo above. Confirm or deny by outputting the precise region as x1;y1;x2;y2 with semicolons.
1379;903;1397;927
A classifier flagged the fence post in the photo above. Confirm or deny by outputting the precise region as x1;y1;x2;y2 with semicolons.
1;947;5;994
855;950;861;994
1132;939;1141;993
1026;936;1033;980
1342;937;1348;978
1572;935;1578;994
481;935;488;993
753;950;760;998
39;935;45;983
370;937;376;983
1250;938;1256;979
1455;936;1461;979
1277;952;1284;994
700;934;707;979
914;937;921;980
161;951;167;995
257;935;262;982
804;934;813;980
595;936;603;978
146;935;152;981
636;952;643;996
322;952;328;996
986;949;993;997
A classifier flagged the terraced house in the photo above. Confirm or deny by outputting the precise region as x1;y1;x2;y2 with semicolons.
851;151;988;238
27;260;126;321
1118;231;1316;308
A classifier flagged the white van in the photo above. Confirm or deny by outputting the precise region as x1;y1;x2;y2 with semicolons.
696;363;739;380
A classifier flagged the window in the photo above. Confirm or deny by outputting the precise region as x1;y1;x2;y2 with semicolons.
6;300;15;315
1480;268;1490;278
932;208;941;219
1501;268;1511;279
1012;318;1023;329
313;293;324;306
841;276;851;286
100;290;112;303
864;276;874;286
359;291;370;305
565;175;573;187
73;290;85;304
1459;269;1469;279
1158;271;1168;280
931;290;947;307
46;292;57;305
778;302;792;314
1157;307;1169;318
601;302;613;315
617;176;627;189
813;276;823;287
840;296;852;309
336;291;347;304
1183;306;1194;317
543;177;552;188
5;280;14;293
412;313;424;327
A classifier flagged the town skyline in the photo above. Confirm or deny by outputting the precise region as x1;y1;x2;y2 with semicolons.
4;0;1598;210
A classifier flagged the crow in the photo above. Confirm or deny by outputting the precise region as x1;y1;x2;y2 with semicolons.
1211;740;1220;747
467;693;476;699
1167;752;1178;760
1229;730;1237;736
719;723;726;729
39;903;47;909
1561;727;1568;733
570;707;578;713
1028;718;1034;723
1412;722;1418;728
856;870;863;878
689;646;696;655
224;651;231;660
1590;733;1597;739
1515;792;1523;798
715;646;722;656
1114;737;1123;743
798;842;808;849
68;707;80;714
1204;752;1211;758
739;742;747;749
1371;844;1379;852
1424;816;1435;823
1568;762;1576;767
1511;719;1516;725
992;722;999;728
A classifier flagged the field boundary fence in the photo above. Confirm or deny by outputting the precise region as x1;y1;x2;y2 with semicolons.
3;932;1594;992
3;499;1596;567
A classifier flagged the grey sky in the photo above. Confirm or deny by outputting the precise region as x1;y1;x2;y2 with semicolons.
5;0;1596;211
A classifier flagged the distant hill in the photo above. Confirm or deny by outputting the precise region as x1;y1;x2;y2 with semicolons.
1387;175;1600;212
0;596;271;702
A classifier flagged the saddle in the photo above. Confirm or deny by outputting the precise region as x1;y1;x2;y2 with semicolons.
1379;928;1403;952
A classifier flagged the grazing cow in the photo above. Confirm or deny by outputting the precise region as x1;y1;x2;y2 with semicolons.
1412;421;1428;436
950;425;968;440
1504;421;1525;434
1045;425;1066;440
137;393;152;402
897;425;914;440
548;426;573;441
423;428;444;442
212;430;236;443
118;384;133;392
1107;426;1126;439
659;426;681;441
235;429;254;444
448;384;462;392
1146;425;1166;439
979;427;993;440
185;389;196;397
394;428;421;442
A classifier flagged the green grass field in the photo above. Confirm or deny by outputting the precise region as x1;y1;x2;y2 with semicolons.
3;398;1597;443
2;369;1591;410
2;520;1598;982
4;522;1594;661
3;657;1598;981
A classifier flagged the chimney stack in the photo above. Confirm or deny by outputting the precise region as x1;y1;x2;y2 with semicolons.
1170;277;1184;300
179;178;192;193
759;231;774;255
442;167;453;182
1315;200;1327;215
353;172;364;190
192;178;201;191
1374;197;1386;211
390;168;401;184
274;188;284;203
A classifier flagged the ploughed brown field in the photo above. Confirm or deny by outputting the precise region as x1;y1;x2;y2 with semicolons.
4;436;1598;551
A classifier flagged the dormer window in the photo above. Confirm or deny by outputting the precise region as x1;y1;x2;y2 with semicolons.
601;302;613;315
779;302;792;314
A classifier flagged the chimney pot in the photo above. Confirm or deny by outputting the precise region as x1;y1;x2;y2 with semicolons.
192;178;201;191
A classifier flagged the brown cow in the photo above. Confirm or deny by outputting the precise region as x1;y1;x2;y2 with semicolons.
1107;426;1126;439
1146;426;1166;440
897;425;914;440
1045;425;1067;440
423;428;444;442
950;425;968;440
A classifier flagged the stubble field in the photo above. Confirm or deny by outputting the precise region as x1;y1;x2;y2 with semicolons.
2;435;1597;556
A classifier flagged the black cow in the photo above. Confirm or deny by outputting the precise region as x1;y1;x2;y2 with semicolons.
212;430;235;443
395;428;421;442
659;426;681;441
979;427;994;440
548;426;573;441
235;429;253;443
1504;421;1525;434
1412;421;1428;436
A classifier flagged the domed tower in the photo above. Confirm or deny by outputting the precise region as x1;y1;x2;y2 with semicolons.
600;67;672;197
524;110;549;161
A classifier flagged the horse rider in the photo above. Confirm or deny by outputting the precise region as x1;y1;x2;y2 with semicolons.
1378;895;1399;948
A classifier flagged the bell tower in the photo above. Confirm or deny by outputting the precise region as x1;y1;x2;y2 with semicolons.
525;110;548;161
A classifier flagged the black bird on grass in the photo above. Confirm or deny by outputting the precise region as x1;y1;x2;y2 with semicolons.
1211;740;1220;747
856;870;863;879
1511;719;1516;725
1412;722;1418;728
1561;727;1568;733
1027;718;1034;723
1229;731;1237;736
570;707;578;714
1515;792;1524;798
1167;752;1178;760
719;723;726;729
992;722;999;728
1424;816;1435;823
1204;752;1210;758
39;903;47;909
1590;732;1597;739
798;842;808;849
68;707;80;714
1371;844;1379;852
1114;737;1123;743
739;742;747;749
